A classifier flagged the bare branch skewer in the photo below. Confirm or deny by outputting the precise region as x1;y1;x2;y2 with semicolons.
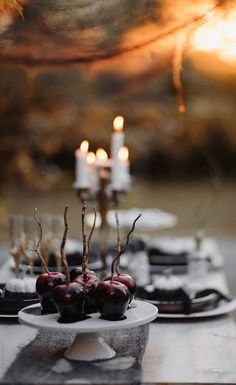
34;208;50;274
81;201;88;277
111;213;141;282
87;206;97;267
60;205;70;285
114;210;122;275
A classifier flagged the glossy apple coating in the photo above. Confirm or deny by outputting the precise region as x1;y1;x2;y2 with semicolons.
36;272;66;314
74;273;100;313
69;266;82;282
51;282;86;323
70;267;96;282
105;274;136;304
96;280;130;320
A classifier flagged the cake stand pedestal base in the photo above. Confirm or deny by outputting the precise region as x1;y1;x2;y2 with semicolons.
18;300;158;362
64;333;116;361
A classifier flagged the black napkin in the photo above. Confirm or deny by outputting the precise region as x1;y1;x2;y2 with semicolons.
148;247;188;266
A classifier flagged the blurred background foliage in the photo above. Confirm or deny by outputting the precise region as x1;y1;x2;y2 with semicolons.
0;0;236;190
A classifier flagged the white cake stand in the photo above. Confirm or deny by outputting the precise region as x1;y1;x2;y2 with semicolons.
18;300;158;362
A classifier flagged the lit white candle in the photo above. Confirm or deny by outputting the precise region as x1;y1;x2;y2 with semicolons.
111;116;125;160
87;151;96;165
86;151;97;189
95;148;112;167
111;116;125;190
112;146;130;191
75;140;90;188
119;146;130;190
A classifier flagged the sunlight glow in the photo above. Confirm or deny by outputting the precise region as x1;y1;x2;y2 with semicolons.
191;8;236;63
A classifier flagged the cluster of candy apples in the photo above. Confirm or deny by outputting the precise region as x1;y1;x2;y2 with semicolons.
37;267;136;322
35;204;141;323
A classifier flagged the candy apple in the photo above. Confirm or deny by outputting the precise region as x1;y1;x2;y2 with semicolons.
51;282;86;323
96;280;130;320
36;272;66;314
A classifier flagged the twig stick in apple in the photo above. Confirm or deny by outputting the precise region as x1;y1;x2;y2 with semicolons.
81;201;87;258
60;205;70;285
115;210;122;275
87;206;97;266
34;208;50;274
111;213;141;281
81;201;88;277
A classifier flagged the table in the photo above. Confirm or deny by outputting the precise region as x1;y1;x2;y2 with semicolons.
1;241;236;384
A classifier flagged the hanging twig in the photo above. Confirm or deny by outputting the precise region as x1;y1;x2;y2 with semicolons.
87;206;97;264
111;214;141;281
34;208;50;274
172;32;188;113
60;205;70;285
0;0;24;18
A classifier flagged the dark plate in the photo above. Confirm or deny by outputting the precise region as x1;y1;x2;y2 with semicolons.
148;247;188;266
0;298;39;316
144;293;219;314
0;284;39;316
136;286;231;314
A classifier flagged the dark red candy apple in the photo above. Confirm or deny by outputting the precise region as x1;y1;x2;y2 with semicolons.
105;274;136;304
36;272;66;314
69;266;82;282
96;280;130;320
70;267;96;282
74;273;100;314
51;282;86;323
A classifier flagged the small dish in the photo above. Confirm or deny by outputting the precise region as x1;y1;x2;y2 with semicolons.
136;285;233;315
157;298;236;319
0;297;39;317
86;208;178;230
0;282;39;317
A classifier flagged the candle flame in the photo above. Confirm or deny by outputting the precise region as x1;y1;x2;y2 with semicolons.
118;146;129;162
96;148;108;162
178;104;186;113
87;152;96;165
80;140;89;152
113;116;124;132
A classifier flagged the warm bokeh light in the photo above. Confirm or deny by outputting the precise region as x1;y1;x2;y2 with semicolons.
118;146;129;162
80;140;89;153
0;0;24;17
113;116;124;132
178;104;186;113
86;151;96;165
190;7;236;63
96;148;108;161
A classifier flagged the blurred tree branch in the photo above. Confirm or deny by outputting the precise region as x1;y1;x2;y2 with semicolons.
0;0;23;17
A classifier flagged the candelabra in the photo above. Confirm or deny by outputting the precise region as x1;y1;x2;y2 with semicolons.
75;169;127;270
74;116;130;270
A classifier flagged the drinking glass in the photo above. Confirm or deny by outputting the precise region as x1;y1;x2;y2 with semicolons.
24;215;39;273
9;214;25;277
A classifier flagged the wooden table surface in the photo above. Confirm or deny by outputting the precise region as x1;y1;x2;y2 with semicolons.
1;241;236;384
142;272;236;384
